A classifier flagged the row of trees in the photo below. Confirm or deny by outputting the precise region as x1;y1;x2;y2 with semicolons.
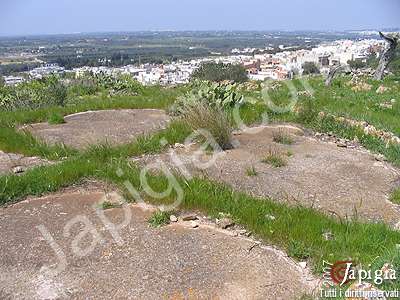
191;62;248;83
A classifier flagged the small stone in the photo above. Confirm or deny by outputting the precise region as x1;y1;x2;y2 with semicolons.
265;214;276;221
181;214;198;221
376;85;389;94
12;166;24;174
336;142;347;148
238;229;248;235
217;218;235;229
299;261;307;269
373;154;386;162
169;215;178;222
190;221;199;228
174;143;185;149
322;231;334;241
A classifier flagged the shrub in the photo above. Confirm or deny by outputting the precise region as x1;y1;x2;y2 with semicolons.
109;74;143;96
182;102;233;150
302;62;320;75
93;73;143;96
347;59;367;69
171;80;244;115
66;77;99;99
0;76;67;111
191;62;248;83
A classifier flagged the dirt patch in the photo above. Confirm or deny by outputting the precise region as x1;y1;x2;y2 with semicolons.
0;187;316;299
0;151;50;176
22;109;170;150
138;124;400;226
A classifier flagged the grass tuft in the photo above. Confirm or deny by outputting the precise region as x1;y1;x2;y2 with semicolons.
262;148;287;168
101;201;121;210
390;188;400;205
47;112;65;125
272;129;294;145
148;210;171;228
182;102;233;150
246;165;258;177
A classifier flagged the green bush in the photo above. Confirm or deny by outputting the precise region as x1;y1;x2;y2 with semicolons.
302;62;320;75
347;59;367;69
192;62;248;83
93;73;143;96
171;80;244;115
182;102;233;150
0;76;67;111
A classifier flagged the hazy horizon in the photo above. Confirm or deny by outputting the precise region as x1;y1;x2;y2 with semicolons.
1;0;399;37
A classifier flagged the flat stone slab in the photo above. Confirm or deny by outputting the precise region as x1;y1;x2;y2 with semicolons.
0;151;49;176
0;186;314;299
139;124;400;226
23;109;170;150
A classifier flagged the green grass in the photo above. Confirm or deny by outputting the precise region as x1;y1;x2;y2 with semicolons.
261;149;287;168
148;210;171;228
47;112;65;124
1;76;400;287
101;201;122;210
272;129;294;145
0;86;183;127
101;161;400;275
0;126;77;160
0;86;185;159
0;121;191;204
390;188;400;205
246;165;258;176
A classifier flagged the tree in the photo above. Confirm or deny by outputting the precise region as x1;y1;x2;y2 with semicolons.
302;62;320;75
347;59;366;69
191;62;248;83
374;31;399;80
325;65;351;86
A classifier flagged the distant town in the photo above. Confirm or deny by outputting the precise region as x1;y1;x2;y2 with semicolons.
2;38;385;86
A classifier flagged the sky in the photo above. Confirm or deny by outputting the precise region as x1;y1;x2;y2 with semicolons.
0;0;399;36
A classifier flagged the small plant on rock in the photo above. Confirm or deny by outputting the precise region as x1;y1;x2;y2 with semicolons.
182;102;233;150
262;148;287;168
272;129;293;145
148;211;172;228
246;166;258;177
101;201;122;210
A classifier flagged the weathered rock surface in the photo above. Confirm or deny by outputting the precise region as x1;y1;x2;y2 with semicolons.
0;187;316;299
23;109;170;149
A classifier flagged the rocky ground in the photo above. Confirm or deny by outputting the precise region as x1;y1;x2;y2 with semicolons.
137;124;400;226
0;183;317;299
0;150;50;176
22;109;170;150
